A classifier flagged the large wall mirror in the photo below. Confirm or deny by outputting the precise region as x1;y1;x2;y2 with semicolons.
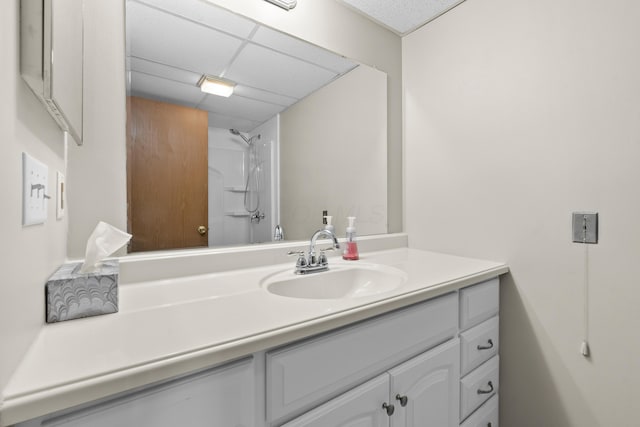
125;0;388;252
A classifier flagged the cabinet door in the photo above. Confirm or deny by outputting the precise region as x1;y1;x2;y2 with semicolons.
388;339;460;427
281;374;391;427
18;359;254;427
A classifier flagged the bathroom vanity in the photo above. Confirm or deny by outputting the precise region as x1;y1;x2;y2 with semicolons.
2;241;507;427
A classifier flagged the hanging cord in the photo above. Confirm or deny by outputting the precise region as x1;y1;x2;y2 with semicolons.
581;242;591;357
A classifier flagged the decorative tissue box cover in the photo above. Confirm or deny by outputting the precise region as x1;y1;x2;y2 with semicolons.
46;260;119;323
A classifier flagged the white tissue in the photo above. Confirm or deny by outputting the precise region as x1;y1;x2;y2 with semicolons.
79;221;132;274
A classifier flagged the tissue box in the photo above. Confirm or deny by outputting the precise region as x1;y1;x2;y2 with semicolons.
45;260;119;323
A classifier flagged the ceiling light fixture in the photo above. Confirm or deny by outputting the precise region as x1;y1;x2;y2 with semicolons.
197;75;235;97
264;0;297;11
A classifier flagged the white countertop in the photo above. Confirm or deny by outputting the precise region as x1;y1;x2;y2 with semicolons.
0;247;507;426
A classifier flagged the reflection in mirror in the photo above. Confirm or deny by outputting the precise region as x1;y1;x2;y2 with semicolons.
125;0;387;252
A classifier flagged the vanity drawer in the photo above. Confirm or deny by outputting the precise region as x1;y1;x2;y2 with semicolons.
460;316;499;376
460;356;499;421
266;293;458;423
459;278;499;331
460;394;498;427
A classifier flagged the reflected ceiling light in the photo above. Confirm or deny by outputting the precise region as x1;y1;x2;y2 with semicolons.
197;75;235;97
264;0;297;10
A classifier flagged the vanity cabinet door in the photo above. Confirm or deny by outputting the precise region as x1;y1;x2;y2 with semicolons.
280;374;391;427
389;339;460;427
17;359;254;427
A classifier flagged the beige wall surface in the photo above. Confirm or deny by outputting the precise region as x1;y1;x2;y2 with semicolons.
0;1;67;393
67;0;402;256
66;0;127;258
403;0;640;425
280;65;387;239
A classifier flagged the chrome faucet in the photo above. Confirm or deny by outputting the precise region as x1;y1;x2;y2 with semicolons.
274;224;284;241
289;229;340;274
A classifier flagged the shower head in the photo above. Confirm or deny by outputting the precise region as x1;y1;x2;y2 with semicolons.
229;128;250;144
229;129;261;145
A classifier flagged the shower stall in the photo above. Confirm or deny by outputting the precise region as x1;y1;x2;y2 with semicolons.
207;118;278;247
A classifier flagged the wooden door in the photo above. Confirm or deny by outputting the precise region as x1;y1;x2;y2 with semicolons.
389;339;460;427
127;96;208;252
281;374;391;427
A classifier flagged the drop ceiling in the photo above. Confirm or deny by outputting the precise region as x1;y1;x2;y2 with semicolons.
126;0;357;133
339;0;466;36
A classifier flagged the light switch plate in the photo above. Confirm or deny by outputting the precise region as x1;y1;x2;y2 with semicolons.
572;212;598;244
22;152;49;226
56;171;65;219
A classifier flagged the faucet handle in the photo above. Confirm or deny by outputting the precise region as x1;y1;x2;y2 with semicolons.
288;250;307;268
318;250;328;266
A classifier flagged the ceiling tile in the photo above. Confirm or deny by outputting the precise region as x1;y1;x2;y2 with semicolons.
131;0;257;39
233;85;297;107
129;57;202;86
207;113;261;133
130;71;206;108
199;93;285;123
251;26;357;74
340;0;464;35
225;44;338;99
127;1;243;76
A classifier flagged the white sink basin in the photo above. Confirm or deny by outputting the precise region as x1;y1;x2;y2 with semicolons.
261;264;407;300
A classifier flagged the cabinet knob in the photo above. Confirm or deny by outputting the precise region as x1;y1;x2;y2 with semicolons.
477;339;494;350
382;402;395;416
395;394;408;407
477;380;495;395
197;225;207;236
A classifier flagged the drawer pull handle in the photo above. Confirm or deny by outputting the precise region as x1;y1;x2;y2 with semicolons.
395;394;408;407
477;380;494;395
477;339;494;350
382;402;395;416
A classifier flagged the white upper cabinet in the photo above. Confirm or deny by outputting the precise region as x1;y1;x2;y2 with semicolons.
21;0;84;145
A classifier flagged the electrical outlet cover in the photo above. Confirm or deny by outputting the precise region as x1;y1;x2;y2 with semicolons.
572;212;598;244
23;152;49;226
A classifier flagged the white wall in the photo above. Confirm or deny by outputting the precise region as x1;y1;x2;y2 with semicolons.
403;0;640;425
280;65;388;239
66;0;402;256
66;0;127;258
0;0;67;394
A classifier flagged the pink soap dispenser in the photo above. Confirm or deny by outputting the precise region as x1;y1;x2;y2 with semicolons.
342;216;360;260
